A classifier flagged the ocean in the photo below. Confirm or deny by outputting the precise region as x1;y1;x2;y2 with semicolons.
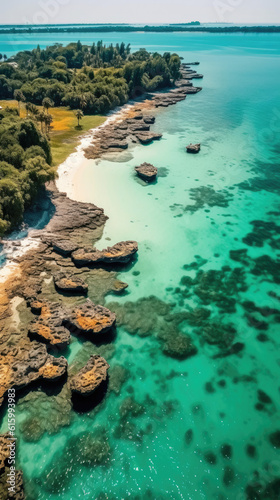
1;31;280;499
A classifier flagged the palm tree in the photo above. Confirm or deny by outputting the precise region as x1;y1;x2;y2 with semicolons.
14;89;26;115
44;113;53;134
30;103;39;117
79;93;87;111
37;111;46;133
42;97;54;114
75;109;84;128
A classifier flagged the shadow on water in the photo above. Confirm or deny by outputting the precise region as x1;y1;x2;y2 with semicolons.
0;373;68;423
73;255;139;274
64;324;117;347
71;377;109;414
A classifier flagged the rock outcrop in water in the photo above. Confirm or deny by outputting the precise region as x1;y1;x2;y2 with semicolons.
72;241;138;266
186;143;201;154
64;300;116;336
135;131;162;144
135;163;158;182
84;66;202;160
28;301;71;349
53;273;88;294
70;355;110;396
0;342;67;409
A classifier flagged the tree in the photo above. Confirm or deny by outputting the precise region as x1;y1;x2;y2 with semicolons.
14;89;26;115
44;113;53;134
75;109;83;127
25;101;32;117
42;97;54;114
79;93;87;110
36;111;47;133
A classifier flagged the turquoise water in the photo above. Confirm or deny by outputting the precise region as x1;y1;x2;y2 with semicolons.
1;33;280;499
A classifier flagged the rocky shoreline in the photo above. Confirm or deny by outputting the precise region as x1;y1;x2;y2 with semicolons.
0;64;203;498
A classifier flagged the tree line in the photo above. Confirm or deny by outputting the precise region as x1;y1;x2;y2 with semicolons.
0;41;181;115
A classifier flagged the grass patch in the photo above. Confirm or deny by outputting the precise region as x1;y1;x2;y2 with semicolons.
0;100;106;167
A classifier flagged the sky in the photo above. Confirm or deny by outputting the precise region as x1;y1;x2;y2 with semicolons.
1;0;280;25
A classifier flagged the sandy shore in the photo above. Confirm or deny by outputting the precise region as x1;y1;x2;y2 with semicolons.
56;103;135;199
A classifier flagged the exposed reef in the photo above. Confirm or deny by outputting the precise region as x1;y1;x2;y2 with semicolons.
28;301;71;348
70;355;110;396
186;143;201;154
0;342;67;409
84;66;202;160
64;301;116;336
135;163;158;182
53;272;88;294
72;241;138;267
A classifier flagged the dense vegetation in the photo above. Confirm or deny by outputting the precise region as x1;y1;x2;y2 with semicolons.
1;24;280;34
0;41;181;236
0;41;181;114
0;107;55;236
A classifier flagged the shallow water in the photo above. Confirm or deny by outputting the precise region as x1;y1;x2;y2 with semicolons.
1;33;280;499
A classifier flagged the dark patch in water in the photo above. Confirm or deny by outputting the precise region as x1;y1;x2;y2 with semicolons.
185;186;233;213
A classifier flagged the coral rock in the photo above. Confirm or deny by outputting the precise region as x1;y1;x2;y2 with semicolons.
72;241;138;266
64;300;116;336
186;143;201;154
135;163;158;182
28;301;71;348
135;132;162;144
52;239;79;256
70;355;110;396
54;273;88;294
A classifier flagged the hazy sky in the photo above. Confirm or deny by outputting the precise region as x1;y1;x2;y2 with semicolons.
2;0;280;25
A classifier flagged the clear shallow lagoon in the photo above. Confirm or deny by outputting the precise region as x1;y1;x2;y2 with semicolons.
1;33;280;499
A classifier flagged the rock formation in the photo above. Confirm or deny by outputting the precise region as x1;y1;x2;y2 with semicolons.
135;163;158;182
53;273;88;294
0;342;67;409
64;300;116;336
72;241;138;266
186;143;201;154
135;132;162;144
28;301;71;349
70;355;109;396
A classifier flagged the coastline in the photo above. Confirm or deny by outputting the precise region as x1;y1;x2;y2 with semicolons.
0;61;200;286
56;103;135;199
0;65;203;498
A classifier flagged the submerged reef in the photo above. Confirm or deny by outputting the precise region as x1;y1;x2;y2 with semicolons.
107;296;199;359
180;266;247;313
185;186;233;213
35;427;111;495
242;220;280;249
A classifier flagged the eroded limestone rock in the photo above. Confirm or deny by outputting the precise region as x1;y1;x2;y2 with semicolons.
70;355;109;396
135;163;158;182
64;300;116;336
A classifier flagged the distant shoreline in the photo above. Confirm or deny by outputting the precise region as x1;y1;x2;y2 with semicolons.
1;25;280;35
